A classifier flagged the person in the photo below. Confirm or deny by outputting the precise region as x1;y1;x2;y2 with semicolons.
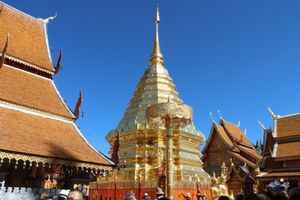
182;192;191;200
143;193;151;200
256;194;267;200
196;191;203;200
272;192;289;200
236;192;245;200
155;187;164;200
68;190;84;200
39;192;49;200
218;196;230;200
289;187;300;200
58;189;70;200
124;191;136;200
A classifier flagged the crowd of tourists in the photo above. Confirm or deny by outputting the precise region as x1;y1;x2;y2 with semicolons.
37;181;300;200
219;181;300;200
123;188;207;200
39;189;86;200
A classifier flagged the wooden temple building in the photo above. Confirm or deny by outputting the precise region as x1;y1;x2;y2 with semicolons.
90;7;210;200
257;110;300;186
202;115;262;196
0;2;113;190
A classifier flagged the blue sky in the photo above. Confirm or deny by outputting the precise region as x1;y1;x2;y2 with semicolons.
6;0;300;155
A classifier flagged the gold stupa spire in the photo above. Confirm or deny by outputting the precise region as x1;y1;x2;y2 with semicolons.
149;7;164;66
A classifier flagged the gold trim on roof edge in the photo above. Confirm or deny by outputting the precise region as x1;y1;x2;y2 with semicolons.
0;151;113;170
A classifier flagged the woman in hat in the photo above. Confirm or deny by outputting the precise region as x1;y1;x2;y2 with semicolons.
155;187;165;200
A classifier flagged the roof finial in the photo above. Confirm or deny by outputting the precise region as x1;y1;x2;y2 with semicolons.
258;120;266;131
54;49;62;74
149;5;163;66
73;90;83;120
268;107;277;120
217;109;223;120
237;121;240;127
42;13;57;24
210;112;215;123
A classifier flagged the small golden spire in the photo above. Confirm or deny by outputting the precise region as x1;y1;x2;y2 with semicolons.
149;6;163;66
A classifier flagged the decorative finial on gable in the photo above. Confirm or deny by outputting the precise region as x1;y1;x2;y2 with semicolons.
268;107;277;120
258;120;266;131
210;112;215;123
73;90;83;120
54;49;62;74
237;121;240;127
42;13;57;24
217;109;223;120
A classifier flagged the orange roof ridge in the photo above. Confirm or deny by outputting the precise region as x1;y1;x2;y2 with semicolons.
221;118;240;127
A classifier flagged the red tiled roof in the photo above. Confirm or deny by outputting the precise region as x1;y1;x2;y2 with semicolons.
0;66;73;118
0;3;54;72
0;106;112;166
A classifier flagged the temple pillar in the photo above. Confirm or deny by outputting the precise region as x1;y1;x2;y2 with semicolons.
166;117;174;200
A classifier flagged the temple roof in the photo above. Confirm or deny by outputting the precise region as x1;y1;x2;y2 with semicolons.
276;141;300;158
276;114;300;138
0;2;113;168
0;65;73;119
0;106;112;166
203;118;262;167
0;3;54;73
264;113;300;159
221;120;254;149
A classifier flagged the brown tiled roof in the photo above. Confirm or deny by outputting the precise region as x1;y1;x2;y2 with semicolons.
222;120;253;148
0;66;73;118
203;120;261;167
217;120;262;163
0;3;54;72
231;152;256;168
0;106;112;165
276;141;300;158
238;145;262;160
215;123;233;146
277;114;300;138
